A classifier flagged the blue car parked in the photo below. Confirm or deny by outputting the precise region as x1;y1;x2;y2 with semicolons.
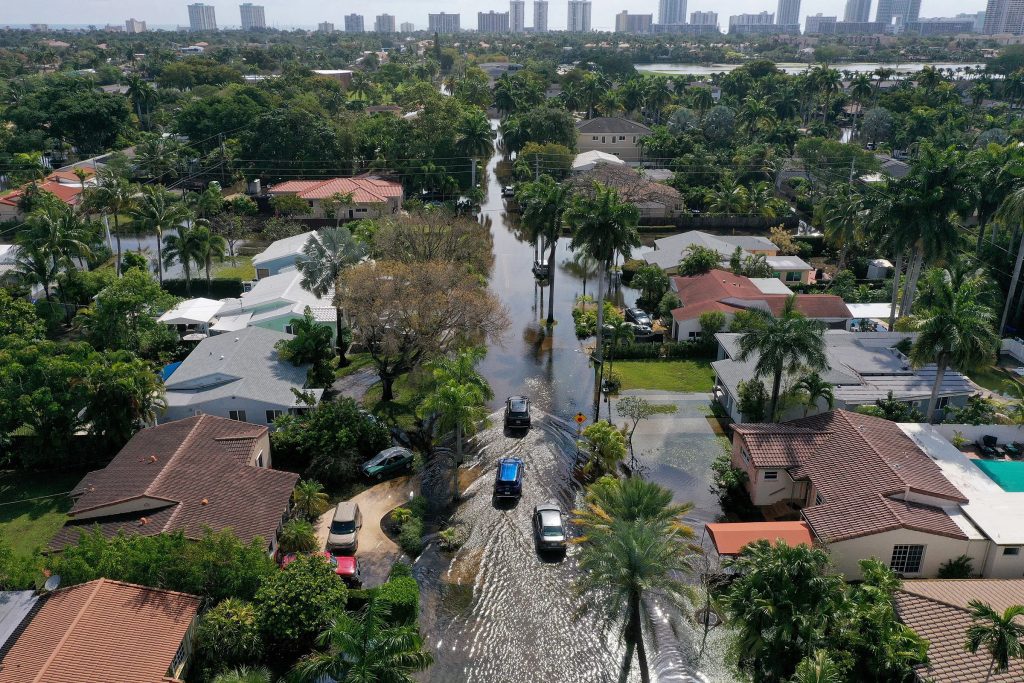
493;458;524;499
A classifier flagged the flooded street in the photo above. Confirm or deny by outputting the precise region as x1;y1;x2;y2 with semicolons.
414;125;733;682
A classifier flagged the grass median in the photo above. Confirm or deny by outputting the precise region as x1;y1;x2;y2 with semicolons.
612;359;716;393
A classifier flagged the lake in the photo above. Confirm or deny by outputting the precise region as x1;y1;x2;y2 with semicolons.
636;61;985;76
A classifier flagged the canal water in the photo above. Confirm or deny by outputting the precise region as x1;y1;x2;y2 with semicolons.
412;123;733;682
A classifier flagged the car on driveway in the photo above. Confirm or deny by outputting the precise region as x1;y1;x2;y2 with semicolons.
281;551;362;587
504;396;531;429
362;446;414;480
326;501;361;553
625;308;653;328
493;458;524;499
532;501;567;552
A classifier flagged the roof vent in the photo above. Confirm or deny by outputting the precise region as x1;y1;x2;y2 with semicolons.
201;498;209;505
139;517;149;526
148;455;157;463
235;337;239;342
220;355;225;360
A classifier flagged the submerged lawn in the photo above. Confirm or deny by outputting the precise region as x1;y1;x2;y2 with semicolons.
0;469;83;556
613;359;716;393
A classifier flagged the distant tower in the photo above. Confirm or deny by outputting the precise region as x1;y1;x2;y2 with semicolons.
125;18;147;33
567;0;592;31
658;0;686;25
239;4;266;30
318;21;335;32
844;0;872;22
510;0;526;31
400;21;416;32
534;0;549;31
187;3;217;31
374;14;396;32
776;0;800;25
875;0;918;24
345;14;365;32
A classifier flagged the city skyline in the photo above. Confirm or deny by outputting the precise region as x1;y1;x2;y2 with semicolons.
2;0;987;30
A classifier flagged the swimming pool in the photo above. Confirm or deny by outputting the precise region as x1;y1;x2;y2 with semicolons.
973;459;1024;493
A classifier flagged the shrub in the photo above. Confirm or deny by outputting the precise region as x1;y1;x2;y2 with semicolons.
375;575;420;625
193;598;263;679
937;554;974;579
391;507;413;526
398;517;425;557
389;560;414;579
346;587;375;611
737;379;768;422
406;494;429;520
278;519;318;554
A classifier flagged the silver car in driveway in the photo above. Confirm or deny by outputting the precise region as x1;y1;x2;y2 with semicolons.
326;501;362;553
532;501;567;551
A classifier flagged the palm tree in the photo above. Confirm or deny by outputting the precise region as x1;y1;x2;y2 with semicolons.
644;78;673;124
965;600;1024;682
293;598;433;683
278;519;318;554
565;183;641;374
17;201;93;307
791;651;844;683
295;227;367;358
428;347;493;401
578;72;605;119
848;73;873;134
910;268;999;423
212;667;272;683
292;479;330;521
574;476;696;541
162;226;205;296
812;65;841;124
194;225;227;292
125;75;156;128
705;174;749;215
131;185;189;284
604;318;635;379
575;518;697;683
820;187;865;271
793;372;834;417
996;184;1024;334
688;86;714;117
419;381;488;501
737;296;828;421
87;168;138;277
14;245;59;302
519;174;571;326
738;96;776;136
455;110;493;190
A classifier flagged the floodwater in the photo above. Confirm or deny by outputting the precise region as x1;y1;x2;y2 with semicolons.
636;61;984;76
104;224;186;278
412;123;733;682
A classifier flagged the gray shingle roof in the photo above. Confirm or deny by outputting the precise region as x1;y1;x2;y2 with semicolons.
575;116;653;134
252;231;315;267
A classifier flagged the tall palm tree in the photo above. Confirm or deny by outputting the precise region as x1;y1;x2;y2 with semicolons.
705;174;749;215
130;185;189;284
738;96;776;136
791;651;844;683
87;168;137;277
162;226;205;296
965;600;1024;682
428;347;493;401
644;78;673;124
910;268;999;423
812;65;841;124
295;227;367;358
575;518;697;683
849;72;873;134
455;110;493;190
14;245;59;302
419;381;488;500
565;183;641;373
293;598;433;683
17;201;93;309
996;184;1024;334
291;479;330;521
737;296;828;421
793;371;834;417
821;187;865;271
604;318;635;379
689;86;714;117
574;476;695;541
212;667;272;683
519;174;571;326
194;225;227;292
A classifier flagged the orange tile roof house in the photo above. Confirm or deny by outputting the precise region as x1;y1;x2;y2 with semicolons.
0;169;96;221
0;578;201;683
705;521;814;556
49;415;298;555
894;579;1024;682
730;410;999;579
267;175;403;220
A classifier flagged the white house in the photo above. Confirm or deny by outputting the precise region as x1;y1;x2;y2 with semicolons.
252;231;316;280
160;326;324;426
645;230;814;283
157;297;225;336
571;150;625;173
575;117;652;162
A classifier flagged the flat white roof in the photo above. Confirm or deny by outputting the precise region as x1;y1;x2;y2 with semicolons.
848;303;897;320
899;424;1024;545
750;278;792;295
157;298;225;325
210;312;251;332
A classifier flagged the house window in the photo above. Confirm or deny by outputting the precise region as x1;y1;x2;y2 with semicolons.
255;450;264;467
937;396;950;410
740;448;750;464
785;271;803;282
619;135;626;141
1004;547;1021;556
256;268;270;279
285;324;294;334
890;544;925;574
229;410;247;422
764;471;778;480
688;331;701;340
592;136;599;141
266;410;284;424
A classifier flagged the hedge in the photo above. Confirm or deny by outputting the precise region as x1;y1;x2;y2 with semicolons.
398;517;425;557
612;341;713;361
162;277;243;298
375;576;420;625
389;561;414;579
346;588;374;611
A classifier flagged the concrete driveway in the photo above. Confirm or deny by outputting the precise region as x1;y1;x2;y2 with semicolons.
315;473;418;587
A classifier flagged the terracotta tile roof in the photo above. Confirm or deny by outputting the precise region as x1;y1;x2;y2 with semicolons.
0;181;82;208
894;580;1024;683
268;176;403;203
669;271;852;321
567;162;682;206
669;299;743;322
760;294;852;319
45;168;95;184
735;410;967;543
706;521;813;555
0;578;200;683
52;415;297;551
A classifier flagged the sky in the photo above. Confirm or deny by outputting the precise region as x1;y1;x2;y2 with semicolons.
3;0;988;32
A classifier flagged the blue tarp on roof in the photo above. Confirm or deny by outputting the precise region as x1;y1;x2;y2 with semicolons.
160;361;182;382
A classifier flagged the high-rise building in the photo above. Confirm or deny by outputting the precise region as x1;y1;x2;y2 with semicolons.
615;11;654;32
318;21;335;32
957;10;986;31
510;0;526;32
345;14;365;32
187;3;217;31
534;0;549;31
689;10;718;25
834;20;888;32
658;0;686;25
729;11;798;33
875;0;920;24
401;21;416;31
125;18;147;33
478;10;511;32
776;0;800;25
984;0;1024;32
375;14;396;32
567;0;592;31
844;0;872;22
239;4;266;29
805;13;837;32
903;17;976;33
429;12;461;32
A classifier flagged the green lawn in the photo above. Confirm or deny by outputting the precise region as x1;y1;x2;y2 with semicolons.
362;373;425;431
335;352;376;379
0;469;83;557
612;359;716;393
214;255;256;280
967;365;1023;396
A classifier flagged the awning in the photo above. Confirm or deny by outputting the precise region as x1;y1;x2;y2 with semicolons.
705;521;813;556
210;313;252;332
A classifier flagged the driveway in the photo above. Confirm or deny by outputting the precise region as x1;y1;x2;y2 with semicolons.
315;474;418;587
331;367;378;401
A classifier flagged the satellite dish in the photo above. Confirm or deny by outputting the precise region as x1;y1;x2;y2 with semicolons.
43;575;61;592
